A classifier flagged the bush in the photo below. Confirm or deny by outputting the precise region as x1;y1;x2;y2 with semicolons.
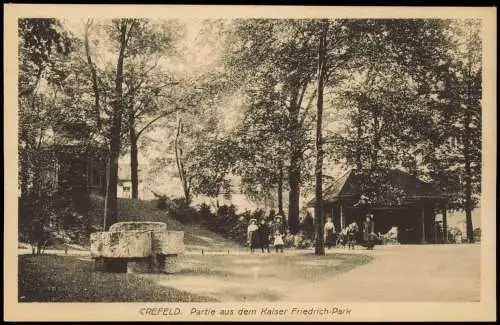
299;212;315;241
196;204;251;246
199;203;213;225
168;197;200;224
231;216;248;246
156;195;168;210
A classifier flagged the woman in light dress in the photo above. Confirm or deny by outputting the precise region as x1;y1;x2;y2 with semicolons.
323;216;336;249
247;219;259;253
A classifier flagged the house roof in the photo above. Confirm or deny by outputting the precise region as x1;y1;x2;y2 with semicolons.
322;169;353;201
308;168;448;207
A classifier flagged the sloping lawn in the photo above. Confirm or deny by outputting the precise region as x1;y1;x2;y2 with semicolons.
18;254;216;302
89;196;239;249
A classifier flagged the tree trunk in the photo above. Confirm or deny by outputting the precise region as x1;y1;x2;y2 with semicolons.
174;119;191;205
356;104;363;170
287;84;302;235
130;115;139;200
371;110;381;170
462;41;477;244
105;138;120;230
277;159;284;216
463;107;474;243
20;149;30;200
104;22;128;230
314;20;327;256
288;151;300;234
442;204;448;243
84;19;101;129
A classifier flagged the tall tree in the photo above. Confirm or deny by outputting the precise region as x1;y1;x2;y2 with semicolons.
146;69;234;203
423;20;482;243
231;81;290;212
314;19;328;255
123;68;182;199
324;20;451;211
103;19;140;230
119;21;184;199
18;18;73;200
224;19;318;234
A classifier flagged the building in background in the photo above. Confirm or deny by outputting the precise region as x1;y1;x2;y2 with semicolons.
117;164;149;200
36;144;107;198
307;169;449;244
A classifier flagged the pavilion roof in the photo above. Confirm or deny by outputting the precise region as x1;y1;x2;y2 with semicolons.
307;168;448;207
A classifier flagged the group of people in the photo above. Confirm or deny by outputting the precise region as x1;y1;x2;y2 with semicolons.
324;214;377;250
246;215;286;253
246;213;378;252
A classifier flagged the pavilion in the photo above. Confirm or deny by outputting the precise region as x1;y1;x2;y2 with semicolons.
308;169;449;244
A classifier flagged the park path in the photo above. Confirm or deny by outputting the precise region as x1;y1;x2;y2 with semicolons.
284;244;481;302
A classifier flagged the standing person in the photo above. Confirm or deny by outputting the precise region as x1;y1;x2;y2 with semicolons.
347;222;359;250
273;230;284;253
247;219;259;253
324;216;336;249
30;217;44;255
267;219;275;247
363;214;376;249
273;214;285;234
258;219;271;253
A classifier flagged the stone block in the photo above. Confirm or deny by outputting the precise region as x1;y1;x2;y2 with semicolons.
109;221;167;232
155;231;185;255
90;231;152;258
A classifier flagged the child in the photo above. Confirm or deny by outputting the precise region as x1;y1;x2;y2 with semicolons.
347;222;358;250
273;230;284;253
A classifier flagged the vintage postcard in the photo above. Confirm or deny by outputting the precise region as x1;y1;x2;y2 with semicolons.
4;4;496;322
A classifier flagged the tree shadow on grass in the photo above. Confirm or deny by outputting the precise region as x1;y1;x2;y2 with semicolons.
18;254;216;302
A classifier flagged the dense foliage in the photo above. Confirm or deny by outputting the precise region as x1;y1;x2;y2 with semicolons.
18;18;482;246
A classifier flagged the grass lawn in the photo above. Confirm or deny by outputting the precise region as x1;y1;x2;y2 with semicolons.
18;254;216;302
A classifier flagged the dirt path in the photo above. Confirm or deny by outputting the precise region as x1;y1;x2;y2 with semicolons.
285;244;481;302
152;244;480;302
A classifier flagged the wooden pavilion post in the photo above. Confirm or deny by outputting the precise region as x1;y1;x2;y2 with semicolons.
420;204;427;244
442;201;448;244
433;207;437;244
331;205;336;230
340;201;345;229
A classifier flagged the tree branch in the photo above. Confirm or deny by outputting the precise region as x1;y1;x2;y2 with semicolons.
299;83;318;128
136;106;185;138
296;79;310;109
174;119;185;186
133;82;180;118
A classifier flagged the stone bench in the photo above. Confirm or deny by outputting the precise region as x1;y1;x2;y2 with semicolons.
90;221;184;274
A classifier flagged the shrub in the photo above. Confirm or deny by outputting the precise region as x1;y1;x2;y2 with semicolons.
299;212;315;241
168;197;200;224
231;215;248;246
251;208;265;221
199;203;214;226
156;195;168;210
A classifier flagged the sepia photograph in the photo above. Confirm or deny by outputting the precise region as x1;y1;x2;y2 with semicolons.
4;4;496;322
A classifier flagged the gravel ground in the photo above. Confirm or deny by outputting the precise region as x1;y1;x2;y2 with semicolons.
286;244;481;302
